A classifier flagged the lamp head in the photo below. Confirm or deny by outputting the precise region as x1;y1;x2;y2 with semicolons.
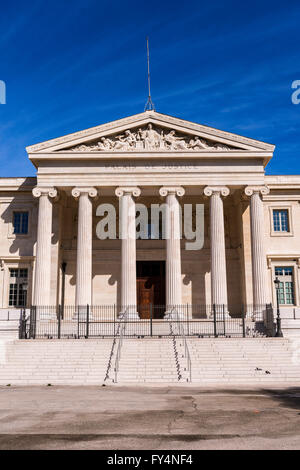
274;277;280;288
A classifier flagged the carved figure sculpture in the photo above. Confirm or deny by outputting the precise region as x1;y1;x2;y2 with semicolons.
164;130;188;150
68;125;234;152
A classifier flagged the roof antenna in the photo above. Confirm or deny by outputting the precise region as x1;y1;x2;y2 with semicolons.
144;37;156;111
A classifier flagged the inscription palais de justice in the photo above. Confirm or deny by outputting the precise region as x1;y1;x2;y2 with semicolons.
103;163;196;170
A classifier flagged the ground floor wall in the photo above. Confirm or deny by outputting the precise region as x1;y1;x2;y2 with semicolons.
48;245;244;311
2;245;300;319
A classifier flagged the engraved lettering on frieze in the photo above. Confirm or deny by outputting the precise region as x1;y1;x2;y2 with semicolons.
102;163;197;171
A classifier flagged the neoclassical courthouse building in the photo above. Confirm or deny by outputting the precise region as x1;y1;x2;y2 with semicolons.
0;111;299;319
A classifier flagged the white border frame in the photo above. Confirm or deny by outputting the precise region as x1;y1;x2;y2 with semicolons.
7;206;33;240
268;204;293;237
268;258;299;307
0;259;33;309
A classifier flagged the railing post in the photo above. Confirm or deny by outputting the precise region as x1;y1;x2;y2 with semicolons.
18;310;21;339
223;304;226;337
114;304;116;337
150;303;153;337
34;306;37;339
77;305;80;339
19;308;26;339
86;304;89;339
242;307;246;338
29;306;36;339
29;307;32;339
58;304;61;339
213;304;217;338
187;304;190;337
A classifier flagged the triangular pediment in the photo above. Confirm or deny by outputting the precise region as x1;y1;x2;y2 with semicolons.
26;110;275;154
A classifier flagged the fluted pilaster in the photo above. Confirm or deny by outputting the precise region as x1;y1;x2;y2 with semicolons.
159;187;185;317
72;187;98;307
115;187;141;318
245;186;270;308
32;187;58;307
204;186;229;308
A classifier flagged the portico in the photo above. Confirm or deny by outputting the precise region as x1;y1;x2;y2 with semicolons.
25;111;275;317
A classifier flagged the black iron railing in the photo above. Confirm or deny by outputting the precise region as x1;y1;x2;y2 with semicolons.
19;303;276;339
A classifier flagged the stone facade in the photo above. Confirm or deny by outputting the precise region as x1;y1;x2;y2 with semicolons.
0;111;299;318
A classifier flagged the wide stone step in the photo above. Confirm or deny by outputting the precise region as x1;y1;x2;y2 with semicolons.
1;337;298;385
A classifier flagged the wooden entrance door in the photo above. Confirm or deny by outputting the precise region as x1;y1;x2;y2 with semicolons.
137;261;165;319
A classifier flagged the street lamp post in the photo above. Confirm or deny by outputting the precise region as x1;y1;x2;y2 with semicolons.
22;281;28;308
274;277;283;337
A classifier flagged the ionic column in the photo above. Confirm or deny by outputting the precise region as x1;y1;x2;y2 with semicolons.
115;187;141;319
72;187;98;308
159;186;185;318
32;187;58;307
244;186;270;308
204;186;230;309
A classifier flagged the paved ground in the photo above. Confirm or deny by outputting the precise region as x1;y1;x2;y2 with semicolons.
0;384;300;450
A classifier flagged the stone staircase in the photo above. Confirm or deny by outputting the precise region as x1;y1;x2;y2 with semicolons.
0;321;20;340
0;339;113;385
0;309;22;341
281;319;300;338
112;338;185;383
188;337;300;384
0;337;300;386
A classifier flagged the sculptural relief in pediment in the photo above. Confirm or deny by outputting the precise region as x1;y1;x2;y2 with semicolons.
65;124;238;152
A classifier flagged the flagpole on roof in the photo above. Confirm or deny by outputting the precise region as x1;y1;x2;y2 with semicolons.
144;37;156;111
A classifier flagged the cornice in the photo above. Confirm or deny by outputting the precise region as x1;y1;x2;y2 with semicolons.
26;111;275;154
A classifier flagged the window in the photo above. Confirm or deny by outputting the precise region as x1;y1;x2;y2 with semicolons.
273;209;289;232
13;212;29;234
275;267;295;305
9;268;28;307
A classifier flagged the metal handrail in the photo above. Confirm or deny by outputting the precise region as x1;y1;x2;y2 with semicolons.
170;307;192;382
103;309;126;382
103;339;115;382
169;318;182;381
113;310;127;383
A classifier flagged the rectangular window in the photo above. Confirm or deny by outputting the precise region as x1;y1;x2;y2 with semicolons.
13;212;29;234
9;268;28;307
273;209;289;232
275;266;295;305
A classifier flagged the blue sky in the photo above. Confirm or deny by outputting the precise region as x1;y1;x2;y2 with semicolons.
0;0;299;176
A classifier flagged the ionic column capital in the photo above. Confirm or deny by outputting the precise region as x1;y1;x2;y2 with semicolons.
159;186;185;197
203;186;230;198
71;187;98;199
115;187;141;198
32;186;58;199
244;186;270;197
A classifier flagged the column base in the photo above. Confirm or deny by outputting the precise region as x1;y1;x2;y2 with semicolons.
72;307;93;321
209;305;231;319
72;314;94;321
38;312;58;321
209;311;231;320
119;311;140;320
164;310;185;320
